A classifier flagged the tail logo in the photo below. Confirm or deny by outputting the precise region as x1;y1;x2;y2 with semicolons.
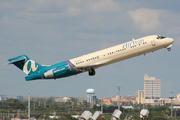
23;60;38;74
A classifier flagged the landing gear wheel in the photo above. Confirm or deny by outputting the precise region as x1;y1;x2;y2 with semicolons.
89;68;96;76
167;48;171;51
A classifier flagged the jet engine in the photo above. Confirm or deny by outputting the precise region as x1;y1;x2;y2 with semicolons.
44;65;70;78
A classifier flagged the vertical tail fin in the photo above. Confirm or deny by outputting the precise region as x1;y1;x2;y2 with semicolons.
8;55;45;75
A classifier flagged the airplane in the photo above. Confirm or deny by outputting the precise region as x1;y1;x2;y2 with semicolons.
7;35;174;81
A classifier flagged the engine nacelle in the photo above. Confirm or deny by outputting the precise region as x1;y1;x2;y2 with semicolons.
44;70;54;78
44;65;70;78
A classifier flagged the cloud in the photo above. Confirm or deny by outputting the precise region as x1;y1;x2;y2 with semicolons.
129;8;163;32
2;16;8;21
17;11;61;20
66;7;81;17
88;0;120;13
16;0;121;19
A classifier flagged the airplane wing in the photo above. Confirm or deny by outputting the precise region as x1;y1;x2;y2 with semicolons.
69;60;109;71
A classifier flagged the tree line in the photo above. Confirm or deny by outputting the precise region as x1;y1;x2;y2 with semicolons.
0;98;180;120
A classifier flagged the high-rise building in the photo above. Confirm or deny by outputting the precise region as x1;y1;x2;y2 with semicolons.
136;90;144;104
144;73;161;104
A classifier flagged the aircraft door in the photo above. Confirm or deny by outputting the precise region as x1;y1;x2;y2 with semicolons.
151;39;156;46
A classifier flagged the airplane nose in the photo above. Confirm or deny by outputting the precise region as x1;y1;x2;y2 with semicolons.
170;38;174;44
165;38;174;45
167;38;174;44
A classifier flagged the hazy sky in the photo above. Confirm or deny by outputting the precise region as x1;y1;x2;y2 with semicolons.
0;0;180;99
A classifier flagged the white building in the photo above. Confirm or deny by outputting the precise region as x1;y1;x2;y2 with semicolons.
144;73;161;104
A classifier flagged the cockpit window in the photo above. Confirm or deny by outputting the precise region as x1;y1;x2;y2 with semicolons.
157;35;166;39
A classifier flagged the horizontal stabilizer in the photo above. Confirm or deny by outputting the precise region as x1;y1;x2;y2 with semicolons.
7;58;26;65
8;56;26;65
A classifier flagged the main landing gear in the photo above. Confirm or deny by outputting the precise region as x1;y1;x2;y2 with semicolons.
89;68;96;76
167;47;171;51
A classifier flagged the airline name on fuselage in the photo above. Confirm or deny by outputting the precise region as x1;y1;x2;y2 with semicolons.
54;68;65;73
122;39;144;49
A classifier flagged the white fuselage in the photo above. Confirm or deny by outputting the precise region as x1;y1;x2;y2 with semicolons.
69;35;174;72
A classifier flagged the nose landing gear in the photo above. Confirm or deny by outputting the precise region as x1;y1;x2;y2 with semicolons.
167;48;171;51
